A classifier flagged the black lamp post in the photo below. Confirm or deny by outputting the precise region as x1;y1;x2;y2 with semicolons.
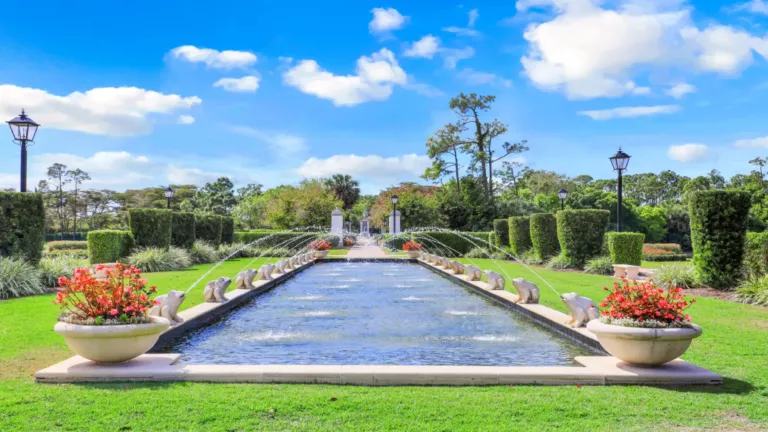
6;109;40;193
558;188;567;211
609;148;631;232
390;194;399;234
164;186;174;209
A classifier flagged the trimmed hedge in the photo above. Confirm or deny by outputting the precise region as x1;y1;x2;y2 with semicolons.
689;191;751;289
642;253;689;262
0;192;45;264
171;212;196;249
47;241;87;251
234;231;321;251
220;216;235;245
128;209;173;249
493;219;509;247
87;230;134;264
467;232;493;245
744;231;768;278
556;209;611;267
196;215;222;245
508;216;532;257
530;213;559;260
606;232;645;266
412;232;479;257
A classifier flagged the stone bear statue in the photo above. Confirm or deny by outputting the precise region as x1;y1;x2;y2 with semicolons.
484;270;505;290
257;264;275;281
203;277;231;303
149;290;186;325
274;260;288;274
560;292;600;328
236;269;257;290
465;265;482;281
512;278;540;304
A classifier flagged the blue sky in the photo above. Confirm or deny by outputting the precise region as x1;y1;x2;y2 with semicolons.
0;0;767;194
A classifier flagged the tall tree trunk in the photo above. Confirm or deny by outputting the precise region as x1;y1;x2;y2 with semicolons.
453;147;461;195
472;111;490;201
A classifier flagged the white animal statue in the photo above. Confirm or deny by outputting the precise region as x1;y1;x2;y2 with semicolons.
274;260;288;274
465;265;482;281
512;278;540;304
203;277;231;303
257;264;275;281
149;290;186;325
484;270;505;290
441;257;452;268
453;262;466;275
235;269;257;290
290;256;300;267
284;258;294;270
560;292;600;328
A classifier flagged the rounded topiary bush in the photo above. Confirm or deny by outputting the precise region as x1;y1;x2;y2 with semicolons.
606;232;645;266
689;190;751;289
171;212;196;249
128;208;173;249
556;209;610;267
530;213;559;260
493;219;509;247
508;216;532;257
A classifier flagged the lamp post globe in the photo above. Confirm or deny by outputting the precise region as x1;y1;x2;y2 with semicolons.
609;148;631;232
7;109;40;193
164;186;174;209
558;188;568;210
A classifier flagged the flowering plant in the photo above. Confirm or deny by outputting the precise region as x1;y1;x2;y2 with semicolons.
309;239;332;251
402;240;423;251
600;278;695;328
54;263;158;325
344;238;355;247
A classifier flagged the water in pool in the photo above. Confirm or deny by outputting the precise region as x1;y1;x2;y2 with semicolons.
165;262;592;366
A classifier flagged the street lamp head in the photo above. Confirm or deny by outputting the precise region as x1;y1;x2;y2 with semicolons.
164;186;174;199
610;148;631;172
7;109;40;143
391;194;399;205
558;188;568;200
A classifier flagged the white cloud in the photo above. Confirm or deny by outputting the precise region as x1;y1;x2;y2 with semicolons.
468;9;480;27
442;46;475;69
297;154;431;180
0;85;201;136
442;26;481;37
283;48;407;106
227;125;308;155
627;81;651;95
733;0;768;15
667;82;696;99
31;151;155;187
166;164;227;185
213;75;260;92
667;143;708;162
169;45;257;69
733;136;768;148
458;69;512;87
403;80;444;97
578;105;681;120
178;115;195;125
404;35;441;59
369;8;408;34
681;25;768;75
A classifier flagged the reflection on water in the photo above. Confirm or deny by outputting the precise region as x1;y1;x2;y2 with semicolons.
164;262;592;366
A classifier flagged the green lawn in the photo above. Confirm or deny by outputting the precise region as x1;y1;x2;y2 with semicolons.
328;248;350;257
1;258;767;431
641;259;693;269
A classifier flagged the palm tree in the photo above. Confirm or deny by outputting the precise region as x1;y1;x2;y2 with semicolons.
324;174;360;210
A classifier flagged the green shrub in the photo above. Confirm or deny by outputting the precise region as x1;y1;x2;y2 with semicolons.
489;232;496;246
645;243;683;253
47;241;87;251
530;213;559;261
743;231;768;279
737;275;768;306
689;191;751;289
466;232;493;245
87;230;134;264
464;247;493;259
412;232;480;257
493;219;509;247
0;258;43;299
382;234;411;251
45;249;89;259
249;246;293;258
218;242;250;259
235;231;322;251
128;208;173;249
127;247;191;273
556;209;610;267
606;232;645;266
546;253;574;270
190;240;219;265
585;256;614;275
519;249;543;265
39;254;89;287
196;215;222;245
654;264;698;290
642;253;689;262
220;216;235;245
508;216;532;257
171;212;196;249
0;192;45;264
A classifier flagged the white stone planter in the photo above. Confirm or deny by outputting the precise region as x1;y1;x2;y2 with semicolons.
587;320;702;366
405;250;421;259
314;250;329;258
54;316;170;364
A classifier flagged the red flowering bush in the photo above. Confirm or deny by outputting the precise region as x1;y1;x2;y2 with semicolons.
402;240;423;251
344;238;355;246
309;239;332;251
54;263;158;325
600;278;695;327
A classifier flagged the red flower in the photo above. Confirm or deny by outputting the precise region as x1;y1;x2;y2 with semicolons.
599;278;695;325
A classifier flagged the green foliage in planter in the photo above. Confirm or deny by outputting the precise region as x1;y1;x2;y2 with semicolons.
492;219;509;247
412;232;477;257
556;209;610;267
47;241;87;251
530;213;559;260
743;231;768;279
0;192;45;264
171;212;196;249
0;257;43;299
87;230;134;264
606;232;645;266
689;190;751;289
196;214;222;245
128;208;173;249
508;216;532;257
220;216;235;245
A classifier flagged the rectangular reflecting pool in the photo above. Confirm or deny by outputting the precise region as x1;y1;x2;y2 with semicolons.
162;262;593;366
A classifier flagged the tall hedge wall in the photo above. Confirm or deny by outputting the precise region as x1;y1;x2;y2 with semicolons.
530;213;559;260
196;214;222;245
556;209;610;266
171;212;196;249
467;232;493;245
0;192;45;264
88;230;134;264
220;216;235;245
743;231;768;279
493;219;509;247
689;190;751;289
508;216;532;257
606;232;645;266
128;209;172;249
412;232;478;257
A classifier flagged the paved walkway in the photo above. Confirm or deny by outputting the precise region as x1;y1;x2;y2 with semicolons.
346;237;388;258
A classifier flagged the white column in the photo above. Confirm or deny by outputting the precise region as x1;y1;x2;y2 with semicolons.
331;208;344;247
389;210;401;234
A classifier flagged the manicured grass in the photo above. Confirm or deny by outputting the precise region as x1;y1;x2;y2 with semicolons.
1;258;767;431
642;259;692;269
328;248;350;256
